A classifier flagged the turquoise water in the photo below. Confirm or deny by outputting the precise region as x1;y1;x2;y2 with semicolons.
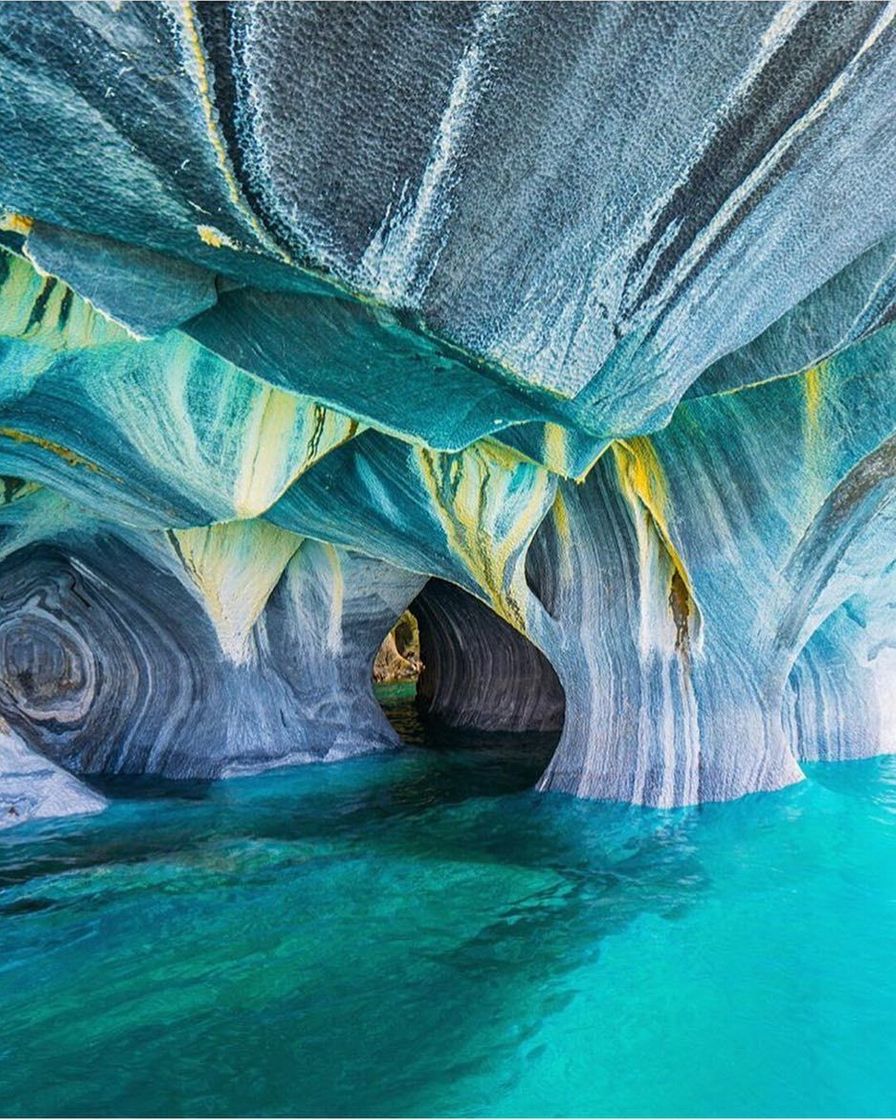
2;692;895;1118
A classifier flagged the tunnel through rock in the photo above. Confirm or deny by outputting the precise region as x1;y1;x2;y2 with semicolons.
373;579;565;795
375;578;564;764
413;580;565;734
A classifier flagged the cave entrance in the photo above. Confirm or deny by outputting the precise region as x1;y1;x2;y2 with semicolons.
372;578;565;789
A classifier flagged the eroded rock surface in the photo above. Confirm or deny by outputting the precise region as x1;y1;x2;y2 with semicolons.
0;716;105;829
1;2;896;820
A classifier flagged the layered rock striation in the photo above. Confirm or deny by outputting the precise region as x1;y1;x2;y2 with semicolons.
1;2;896;821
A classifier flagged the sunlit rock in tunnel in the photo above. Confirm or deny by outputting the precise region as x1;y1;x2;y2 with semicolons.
372;610;422;685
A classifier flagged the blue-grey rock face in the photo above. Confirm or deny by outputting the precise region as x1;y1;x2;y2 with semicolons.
0;716;105;829
0;2;895;822
0;490;425;781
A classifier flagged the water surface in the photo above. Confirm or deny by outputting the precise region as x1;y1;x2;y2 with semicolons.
1;691;894;1117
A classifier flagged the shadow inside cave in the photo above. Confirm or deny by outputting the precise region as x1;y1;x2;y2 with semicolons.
373;576;565;801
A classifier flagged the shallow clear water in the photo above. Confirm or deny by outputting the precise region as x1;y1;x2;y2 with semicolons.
2;690;895;1118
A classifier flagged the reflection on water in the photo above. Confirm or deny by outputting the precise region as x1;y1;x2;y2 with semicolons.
0;696;894;1117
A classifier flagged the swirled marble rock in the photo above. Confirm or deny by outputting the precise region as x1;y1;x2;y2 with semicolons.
0;490;425;781
1;2;896;821
3;3;896;445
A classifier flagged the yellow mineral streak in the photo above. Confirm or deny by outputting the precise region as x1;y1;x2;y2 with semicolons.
801;362;832;504
196;224;240;251
613;439;669;528
171;519;302;663
803;362;824;441
529;421;607;481
612;436;699;632
234;391;362;519
552;486;570;543
711;354;834;402
0;251;128;349
0;213;34;236
542;422;568;476
234;389;303;518
178;2;290;263
0;427;111;475
550;487;575;587
416;442;549;632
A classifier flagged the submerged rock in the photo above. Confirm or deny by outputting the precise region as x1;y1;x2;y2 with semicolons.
1;2;896;819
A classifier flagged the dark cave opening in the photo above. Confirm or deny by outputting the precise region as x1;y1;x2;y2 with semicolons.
413;579;565;734
373;579;565;787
